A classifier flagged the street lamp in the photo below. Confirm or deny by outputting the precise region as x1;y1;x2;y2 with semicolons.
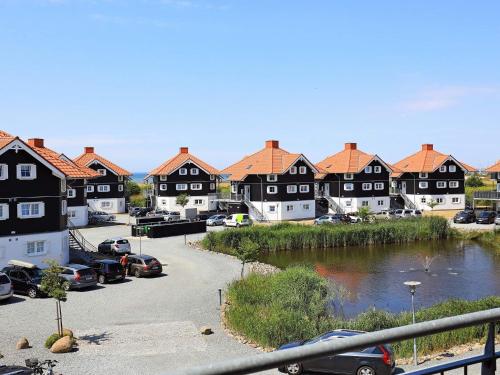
404;281;421;366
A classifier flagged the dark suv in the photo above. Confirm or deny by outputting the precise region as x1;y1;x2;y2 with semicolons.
278;329;395;375
453;211;476;224
90;260;125;284
1;262;46;298
476;211;496;224
128;255;162;277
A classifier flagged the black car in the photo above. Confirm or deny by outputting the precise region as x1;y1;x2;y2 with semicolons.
132;207;151;217
127;255;163;277
1;261;46;298
476;211;496;224
90;260;125;284
278;330;395;375
453;211;476;224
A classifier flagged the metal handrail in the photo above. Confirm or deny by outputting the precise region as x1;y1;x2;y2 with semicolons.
172;308;500;375
68;220;98;252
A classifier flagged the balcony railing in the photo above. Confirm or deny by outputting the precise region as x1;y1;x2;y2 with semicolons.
473;191;500;200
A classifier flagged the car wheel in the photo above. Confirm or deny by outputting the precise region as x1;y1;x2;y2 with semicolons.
98;275;106;284
135;269;141;278
285;363;302;375
27;288;38;299
357;365;375;375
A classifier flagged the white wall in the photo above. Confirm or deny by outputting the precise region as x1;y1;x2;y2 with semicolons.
329;196;391;214
0;230;69;269
155;195;217;213
88;198;126;214
404;194;465;210
249;200;316;221
67;206;88;227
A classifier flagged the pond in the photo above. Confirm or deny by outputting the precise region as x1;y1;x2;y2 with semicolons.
259;240;500;317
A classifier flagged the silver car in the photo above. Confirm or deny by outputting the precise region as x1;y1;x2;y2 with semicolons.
495;213;500;225
314;215;342;225
373;210;397;220
89;211;116;223
207;214;227;226
59;264;98;290
0;272;13;301
98;237;132;255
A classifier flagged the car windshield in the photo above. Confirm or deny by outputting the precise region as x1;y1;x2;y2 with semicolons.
478;212;491;217
144;258;158;265
0;275;10;284
26;268;43;280
117;239;129;244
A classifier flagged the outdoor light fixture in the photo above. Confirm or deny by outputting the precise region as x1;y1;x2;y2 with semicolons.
404;281;421;366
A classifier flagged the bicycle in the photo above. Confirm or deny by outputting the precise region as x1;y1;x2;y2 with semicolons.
24;359;58;375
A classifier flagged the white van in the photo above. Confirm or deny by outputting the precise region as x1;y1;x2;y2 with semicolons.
224;214;252;228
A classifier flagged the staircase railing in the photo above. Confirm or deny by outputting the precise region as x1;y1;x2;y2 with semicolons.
68;220;98;253
324;195;344;214
391;188;417;209
243;196;266;222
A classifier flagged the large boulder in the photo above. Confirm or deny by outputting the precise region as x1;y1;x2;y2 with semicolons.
16;337;30;350
50;336;73;354
200;326;213;335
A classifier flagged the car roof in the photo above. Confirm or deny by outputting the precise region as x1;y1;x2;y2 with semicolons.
65;263;91;270
129;254;154;260
94;259;120;264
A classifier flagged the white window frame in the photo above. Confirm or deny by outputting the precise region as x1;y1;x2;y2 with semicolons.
299;185;310;193
364;166;372;174
344;173;354;180
419;181;428;189
268;205;276;212
190;183;202;191
68;209;77;218
421;197;427;203
194;199;203;205
286;204;294;212
436;197;445;204
190;168;199;175
452;197;461;204
374;166;382;173
118;184;124;192
377;200;384;206
60;179;66;193
97;185;110;192
17;202;45;219
231;184;237;193
160;184;167;191
419;172;428;179
118;176;124;182
449;165;457;173
436;181;447;189
449;181;459;188
179;168;188;176
345;201;352;207
287;185;297;194
17;164;37;180
362;183;372;191
289;166;297;175
67;189;76;198
61;200;67;215
101;201;112;208
299;166;307;174
439;165;447;173
160;175;167;181
210;174;215;180
26;241;46;256
361;200;369;207
267;174;278;182
303;203;310;210
267;185;278;194
344;183;354;191
87;185;94;193
0;203;9;220
97;168;107;176
0;164;8;180
176;184;188;191
210;183;215;190
374;182;384;190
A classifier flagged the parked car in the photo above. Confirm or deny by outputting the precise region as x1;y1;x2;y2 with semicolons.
129;207;146;217
90;260;125;284
98;238;132;255
163;211;181;222
409;209;422;217
495;213;500;225
476;211;496;224
197;213;211;221
453;211;476;224
278;329;395;375
134;207;153;217
373;210;397;220
0;272;13;301
207;214;227;226
346;213;362;223
1;260;45;298
127;255;162;277
314;215;342;225
394;209;413;218
224;214;252;227
59;264;98;290
89;211;116;223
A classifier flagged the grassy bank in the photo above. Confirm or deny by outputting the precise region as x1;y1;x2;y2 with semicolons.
203;217;450;254
452;229;500;251
225;267;500;358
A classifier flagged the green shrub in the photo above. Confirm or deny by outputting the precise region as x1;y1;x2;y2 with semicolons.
129;194;146;207
45;333;61;349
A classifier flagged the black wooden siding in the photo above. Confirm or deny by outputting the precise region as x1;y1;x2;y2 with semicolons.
86;162;126;199
67;178;87;207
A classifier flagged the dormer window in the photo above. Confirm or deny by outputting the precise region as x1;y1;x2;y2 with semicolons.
364;166;372;174
160;175;167;181
344;173;353;180
374;166;382;173
0;164;8;180
191;168;199;175
419;173;428;179
289;166;297;175
97;169;107;176
439;165;447;173
267;174;278;182
299;166;307;174
17;164;36;180
179;168;188;175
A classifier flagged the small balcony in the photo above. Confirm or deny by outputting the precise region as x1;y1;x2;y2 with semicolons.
473;191;500;201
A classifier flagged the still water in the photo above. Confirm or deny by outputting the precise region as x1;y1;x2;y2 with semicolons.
259;240;500;317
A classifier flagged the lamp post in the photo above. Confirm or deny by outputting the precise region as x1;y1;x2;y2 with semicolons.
404;281;421;366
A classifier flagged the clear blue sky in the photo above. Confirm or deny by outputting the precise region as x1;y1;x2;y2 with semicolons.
1;0;499;171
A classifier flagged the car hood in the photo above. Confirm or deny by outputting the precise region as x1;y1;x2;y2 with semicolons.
278;340;305;350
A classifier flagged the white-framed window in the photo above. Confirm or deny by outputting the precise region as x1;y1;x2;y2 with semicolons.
27;241;46;256
361;201;369;207
0;204;9;220
161;199;167;205
17;164;36;180
303;203;310;210
289;166;297;175
269;205;276;212
362;183;372;191
231;184;237;193
287;185;297;194
97;185;110;192
68;209;77;218
345;201;352;207
286;204;294;211
344;173;353;180
377;200;384;206
374;166;382;173
86;185;94;193
419;173;428;179
101;201;112;208
210;174;215;180
0;164;8;180
449;181;459;188
419;181;428;189
118;176;124;182
160;175;167;181
299;166;307;174
421;197;427;203
452;197;461;204
365;166;372;173
436;197;445;204
97;168;107;176
194;199;203;205
439;165;447;173
176;184;188;191
436;181;447;189
190;168;199;175
299;185;310;193
118;184;124;192
17;202;44;219
210;183;215;190
374;182;384;190
344;183;354;191
191;183;202;190
179;168;188;175
67;189;76;198
61;200;67;215
160;184;167;191
60;179;66;192
267;185;278;194
449;165;457;173
267;174;278;182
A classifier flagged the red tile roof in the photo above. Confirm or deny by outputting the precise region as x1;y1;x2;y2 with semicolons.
148;147;219;177
74;147;132;176
0;130;15;148
221;140;316;181
392;144;476;177
485;161;500;173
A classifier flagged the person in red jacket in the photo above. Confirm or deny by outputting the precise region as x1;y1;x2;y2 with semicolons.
120;253;129;276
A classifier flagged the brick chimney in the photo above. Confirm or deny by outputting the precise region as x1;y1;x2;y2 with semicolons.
265;140;279;149
85;147;94;154
27;138;44;148
180;147;189;154
344;142;357;150
422;144;433;151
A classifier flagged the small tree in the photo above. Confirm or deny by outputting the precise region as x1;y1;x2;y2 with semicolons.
176;193;190;209
357;206;372;222
40;260;67;336
465;173;484;188
426;199;440;211
234;238;260;279
125;180;142;197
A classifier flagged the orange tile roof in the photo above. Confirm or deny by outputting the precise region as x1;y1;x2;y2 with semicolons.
392;144;476;177
485;160;500;173
74;147;132;176
0;130;13;138
0;130;15;148
148;147;219;177
315;143;388;178
221;140;316;181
